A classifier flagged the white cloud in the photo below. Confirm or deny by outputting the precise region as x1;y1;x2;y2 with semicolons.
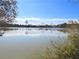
14;17;79;25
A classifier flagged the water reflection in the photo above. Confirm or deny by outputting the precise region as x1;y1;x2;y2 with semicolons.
0;27;69;59
0;27;66;37
0;31;4;36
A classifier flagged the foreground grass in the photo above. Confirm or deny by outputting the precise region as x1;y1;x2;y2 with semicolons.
42;28;79;59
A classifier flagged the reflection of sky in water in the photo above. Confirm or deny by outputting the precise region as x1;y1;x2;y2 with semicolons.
0;28;68;37
0;28;68;59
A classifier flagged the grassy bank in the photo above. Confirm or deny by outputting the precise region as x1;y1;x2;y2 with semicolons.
42;28;79;59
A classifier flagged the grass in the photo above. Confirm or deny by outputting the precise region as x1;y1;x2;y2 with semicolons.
42;28;79;59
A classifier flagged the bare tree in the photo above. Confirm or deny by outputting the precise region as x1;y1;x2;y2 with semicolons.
0;0;17;24
25;20;28;25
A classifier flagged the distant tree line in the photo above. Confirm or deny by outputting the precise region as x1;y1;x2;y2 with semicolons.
55;22;79;28
0;22;79;28
0;23;53;28
55;23;67;28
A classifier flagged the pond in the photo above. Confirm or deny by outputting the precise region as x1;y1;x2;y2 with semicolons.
0;27;68;59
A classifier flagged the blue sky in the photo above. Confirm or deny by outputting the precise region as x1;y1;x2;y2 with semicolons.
16;0;79;24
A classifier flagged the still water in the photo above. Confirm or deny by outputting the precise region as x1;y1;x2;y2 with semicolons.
0;27;68;59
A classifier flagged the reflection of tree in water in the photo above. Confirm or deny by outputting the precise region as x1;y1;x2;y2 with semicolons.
0;27;14;36
0;27;8;36
25;31;28;35
42;28;79;59
0;30;4;36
